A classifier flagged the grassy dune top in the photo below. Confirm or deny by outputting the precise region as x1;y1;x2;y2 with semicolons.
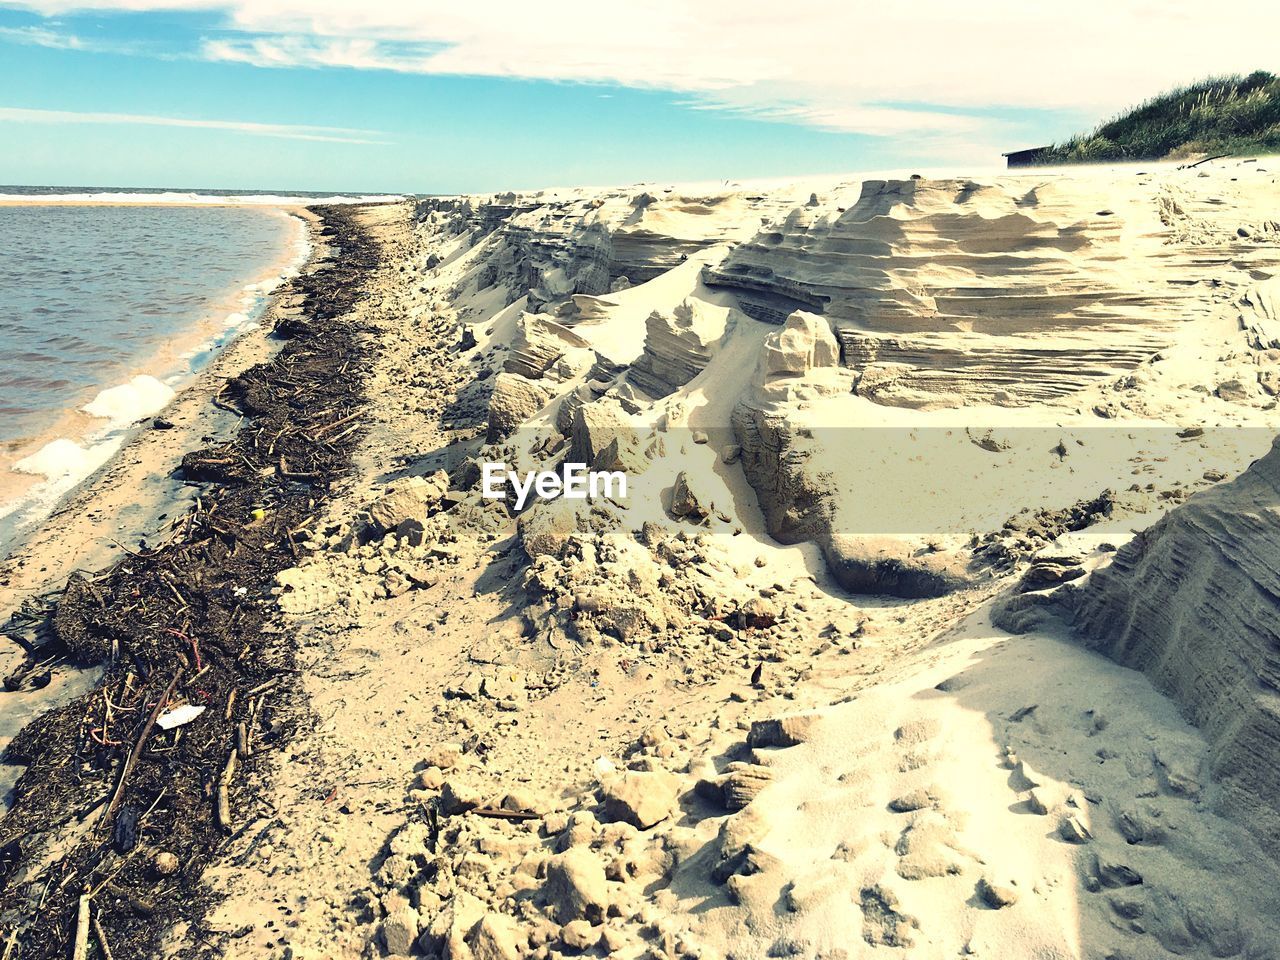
1036;70;1280;164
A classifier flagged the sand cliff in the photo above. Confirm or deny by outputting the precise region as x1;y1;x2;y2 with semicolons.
186;160;1280;959
1000;431;1280;854
426;166;1279;600
3;159;1280;960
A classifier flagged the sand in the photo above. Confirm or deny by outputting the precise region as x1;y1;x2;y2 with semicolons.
2;158;1279;959
0;202;312;551
0;209;321;770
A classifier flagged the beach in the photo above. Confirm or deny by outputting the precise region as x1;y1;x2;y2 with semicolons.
0;200;317;553
0;206;327;832
0;205;315;585
1;158;1279;959
0;202;381;958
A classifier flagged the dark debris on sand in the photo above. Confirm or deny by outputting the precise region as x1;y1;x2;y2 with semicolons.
0;205;379;959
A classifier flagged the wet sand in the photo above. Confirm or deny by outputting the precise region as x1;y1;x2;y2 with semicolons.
0;208;321;647
0;205;310;530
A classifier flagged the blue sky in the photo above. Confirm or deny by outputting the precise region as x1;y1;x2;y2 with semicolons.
0;1;1275;194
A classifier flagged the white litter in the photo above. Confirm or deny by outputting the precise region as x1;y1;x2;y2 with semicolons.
592;756;617;779
156;704;206;730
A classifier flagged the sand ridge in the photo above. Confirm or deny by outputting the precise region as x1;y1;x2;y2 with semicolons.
162;159;1280;959
2;158;1278;959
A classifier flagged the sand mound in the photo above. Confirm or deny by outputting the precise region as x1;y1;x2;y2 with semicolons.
355;613;1280;960
1042;433;1280;854
134;162;1280;959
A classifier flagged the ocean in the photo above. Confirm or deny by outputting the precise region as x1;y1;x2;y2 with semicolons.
0;196;317;551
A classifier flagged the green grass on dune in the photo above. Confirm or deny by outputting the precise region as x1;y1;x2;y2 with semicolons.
1033;71;1280;164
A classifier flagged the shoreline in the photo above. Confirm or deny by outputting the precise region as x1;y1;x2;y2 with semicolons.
0;203;382;959
0;209;324;606
0;205;312;554
0;210;331;814
0;194;406;208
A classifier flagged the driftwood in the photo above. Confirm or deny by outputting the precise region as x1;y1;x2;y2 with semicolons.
246;676;280;697
91;916;114;960
1181;153;1230;169
468;807;540;822
217;748;239;833
101;669;184;828
70;893;91;960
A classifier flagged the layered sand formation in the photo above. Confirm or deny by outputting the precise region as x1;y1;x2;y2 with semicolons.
1070;435;1280;849
419;165;1279;599
997;427;1280;855
170;160;1280;960
5;160;1278;960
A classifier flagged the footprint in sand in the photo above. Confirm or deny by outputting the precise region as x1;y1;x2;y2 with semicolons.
894;809;970;879
893;716;943;772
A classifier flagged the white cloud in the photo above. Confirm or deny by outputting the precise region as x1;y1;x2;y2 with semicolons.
200;35;423;72
3;0;1279;136
0;22;165;55
0;24;86;48
0;105;389;143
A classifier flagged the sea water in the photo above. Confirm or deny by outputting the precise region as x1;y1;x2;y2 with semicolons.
0;201;310;550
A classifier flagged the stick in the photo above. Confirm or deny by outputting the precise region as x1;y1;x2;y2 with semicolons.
328;423;362;444
217;748;238;833
101;668;183;828
246;697;262;758
71;893;91;960
108;539;144;558
468;807;540;822
216;782;232;833
88;849;137;899
278;456;320;481
159;576;189;612
312;409;361;436
1185;152;1229;169
92;916;115;960
247;676;279;697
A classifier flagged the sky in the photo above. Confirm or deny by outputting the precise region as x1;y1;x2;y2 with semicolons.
0;1;1277;194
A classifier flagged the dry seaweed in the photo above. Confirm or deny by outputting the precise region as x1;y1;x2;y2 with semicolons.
0;205;378;959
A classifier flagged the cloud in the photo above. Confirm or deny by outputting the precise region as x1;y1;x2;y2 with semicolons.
3;0;1279;137
681;94;987;138
0;24;87;48
0;22;164;55
0;105;389;143
200;35;441;73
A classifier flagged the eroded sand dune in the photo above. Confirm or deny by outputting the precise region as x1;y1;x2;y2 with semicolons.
1000;433;1280;856
139;161;1280;959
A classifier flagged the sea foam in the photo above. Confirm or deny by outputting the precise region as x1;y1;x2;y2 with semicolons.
1;209;312;554
82;374;176;424
12;437;106;478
